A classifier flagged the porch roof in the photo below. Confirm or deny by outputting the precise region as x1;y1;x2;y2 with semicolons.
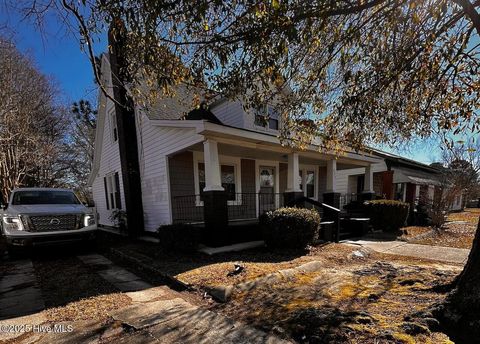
150;119;382;167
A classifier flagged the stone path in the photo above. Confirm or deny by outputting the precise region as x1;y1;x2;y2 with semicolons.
77;253;152;292
343;239;470;264
0;259;45;320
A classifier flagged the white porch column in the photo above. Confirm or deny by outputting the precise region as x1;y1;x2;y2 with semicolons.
203;139;224;191
286;152;302;192
326;159;337;192
363;164;374;193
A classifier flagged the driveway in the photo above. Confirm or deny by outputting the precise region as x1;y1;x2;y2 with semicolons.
0;246;289;344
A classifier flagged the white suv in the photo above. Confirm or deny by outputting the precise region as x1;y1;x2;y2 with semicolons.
1;188;97;251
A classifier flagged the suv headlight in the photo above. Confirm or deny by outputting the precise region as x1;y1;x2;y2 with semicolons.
3;216;24;231
83;214;96;227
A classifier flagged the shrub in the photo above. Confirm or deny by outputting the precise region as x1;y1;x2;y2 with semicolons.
156;224;201;252
261;207;321;248
364;200;410;232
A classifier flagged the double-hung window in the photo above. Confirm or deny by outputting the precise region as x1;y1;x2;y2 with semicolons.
298;168;316;199
104;172;122;210
254;105;279;130
197;163;236;201
110;110;118;142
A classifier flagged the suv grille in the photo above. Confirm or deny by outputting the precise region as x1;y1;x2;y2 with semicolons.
27;215;80;232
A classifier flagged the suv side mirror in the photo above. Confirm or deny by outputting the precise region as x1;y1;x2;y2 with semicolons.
1;203;8;210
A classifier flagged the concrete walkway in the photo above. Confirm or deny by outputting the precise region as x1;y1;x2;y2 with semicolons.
1;253;290;343
78;254;152;292
0;259;45;320
343;239;470;264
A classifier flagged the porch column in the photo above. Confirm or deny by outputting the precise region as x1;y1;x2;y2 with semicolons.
202;139;227;245
326;159;337;193
323;159;340;209
284;152;303;206
361;164;375;201
203;139;224;191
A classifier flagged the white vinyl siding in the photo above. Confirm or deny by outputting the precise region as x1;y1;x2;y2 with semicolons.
136;110;203;231
90;55;126;227
335;161;387;195
210;100;245;128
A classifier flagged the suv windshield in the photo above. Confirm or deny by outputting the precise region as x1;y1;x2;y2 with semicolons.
12;191;81;205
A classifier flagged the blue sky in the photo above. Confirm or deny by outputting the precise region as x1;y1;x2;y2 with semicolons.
0;6;103;103
0;6;466;165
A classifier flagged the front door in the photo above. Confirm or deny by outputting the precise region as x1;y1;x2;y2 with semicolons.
259;166;276;214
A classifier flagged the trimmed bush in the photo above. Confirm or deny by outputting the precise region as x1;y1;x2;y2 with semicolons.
261;207;321;248
364;200;410;232
156;224;201;252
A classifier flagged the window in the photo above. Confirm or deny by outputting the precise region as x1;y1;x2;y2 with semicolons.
12;191;80;205
267;105;279;130
306;170;315;198
198;163;236;201
394;183;405;201
298;167;316;199
254;105;279;130
254;114;267;127
104;172;122;210
110;111;118;142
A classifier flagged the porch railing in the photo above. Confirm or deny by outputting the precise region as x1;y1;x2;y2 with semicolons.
340;193;358;209
172;192;367;224
171;195;204;224
172;192;286;224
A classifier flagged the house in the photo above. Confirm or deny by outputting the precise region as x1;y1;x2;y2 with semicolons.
88;54;383;234
336;150;464;212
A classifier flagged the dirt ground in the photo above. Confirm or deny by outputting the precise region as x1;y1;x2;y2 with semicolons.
207;245;461;344
119;240;462;343
405;208;480;249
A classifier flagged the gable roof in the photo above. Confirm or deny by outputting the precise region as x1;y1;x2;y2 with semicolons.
87;54;110;186
182;103;222;124
370;148;440;174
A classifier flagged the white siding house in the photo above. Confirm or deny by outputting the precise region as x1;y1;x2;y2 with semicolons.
89;55;126;227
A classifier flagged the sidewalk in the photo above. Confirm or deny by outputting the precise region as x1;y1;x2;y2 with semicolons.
343;239;470;264
0;254;290;344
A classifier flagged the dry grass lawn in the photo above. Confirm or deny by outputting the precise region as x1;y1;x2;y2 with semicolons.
204;244;461;344
125;242;461;343
409;208;480;249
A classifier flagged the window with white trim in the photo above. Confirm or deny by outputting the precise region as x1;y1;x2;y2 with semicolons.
254;105;279;130
197;162;237;201
104;172;122;210
298;168;317;199
109;110;118;142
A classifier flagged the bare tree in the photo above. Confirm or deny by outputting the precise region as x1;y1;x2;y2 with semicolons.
61;99;97;202
0;37;67;202
441;140;480;206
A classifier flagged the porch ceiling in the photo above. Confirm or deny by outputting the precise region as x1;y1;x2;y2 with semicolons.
188;141;375;170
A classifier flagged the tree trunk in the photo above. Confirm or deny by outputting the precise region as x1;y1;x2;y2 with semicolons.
435;220;480;342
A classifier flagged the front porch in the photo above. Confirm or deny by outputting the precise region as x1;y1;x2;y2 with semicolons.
165;122;382;234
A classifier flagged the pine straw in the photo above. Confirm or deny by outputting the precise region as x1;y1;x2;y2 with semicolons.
211;248;461;344
174;244;357;288
408;209;480;249
33;255;132;323
45;293;131;322
447;208;480;225
399;226;434;240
